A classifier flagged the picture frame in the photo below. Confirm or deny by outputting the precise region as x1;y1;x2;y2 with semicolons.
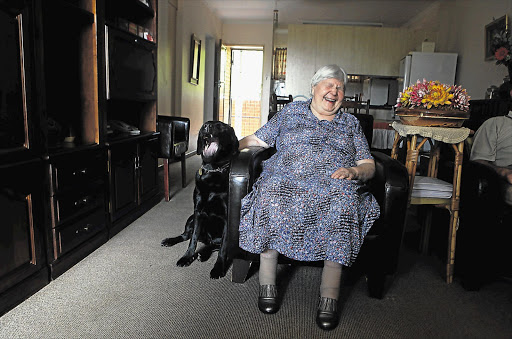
189;34;201;85
485;15;508;61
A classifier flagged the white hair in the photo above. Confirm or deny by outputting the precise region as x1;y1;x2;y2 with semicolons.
310;64;347;91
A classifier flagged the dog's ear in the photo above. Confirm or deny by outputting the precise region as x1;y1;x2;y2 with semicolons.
229;125;240;157
196;126;204;155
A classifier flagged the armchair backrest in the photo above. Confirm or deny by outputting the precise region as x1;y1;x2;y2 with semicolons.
269;94;293;121
157;115;190;159
341;98;370;115
352;112;374;146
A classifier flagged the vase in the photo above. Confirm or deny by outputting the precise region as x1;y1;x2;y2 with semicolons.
395;107;470;128
497;64;512;99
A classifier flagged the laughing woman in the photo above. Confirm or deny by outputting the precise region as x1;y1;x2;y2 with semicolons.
237;64;380;331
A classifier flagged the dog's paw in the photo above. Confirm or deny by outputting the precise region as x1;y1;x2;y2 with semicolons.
176;254;197;267
197;248;214;262
210;263;227;279
161;237;181;247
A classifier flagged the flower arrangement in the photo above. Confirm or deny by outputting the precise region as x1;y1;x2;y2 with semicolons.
491;28;511;67
396;79;470;112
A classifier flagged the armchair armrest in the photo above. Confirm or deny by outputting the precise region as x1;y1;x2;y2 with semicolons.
228;147;275;257
363;151;409;274
461;160;510;214
369;151;409;223
462;160;506;198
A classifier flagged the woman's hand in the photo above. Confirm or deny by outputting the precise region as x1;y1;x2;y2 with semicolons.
331;167;357;180
331;159;375;181
238;134;269;150
474;160;512;184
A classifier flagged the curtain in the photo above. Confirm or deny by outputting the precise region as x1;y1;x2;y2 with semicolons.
273;48;287;80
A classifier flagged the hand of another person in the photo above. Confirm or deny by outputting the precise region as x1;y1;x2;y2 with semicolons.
331;167;357;180
502;168;512;184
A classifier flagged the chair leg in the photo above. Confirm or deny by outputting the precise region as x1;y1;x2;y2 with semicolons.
163;159;170;202
446;211;459;284
420;206;433;254
366;271;386;299
180;154;187;188
231;258;252;283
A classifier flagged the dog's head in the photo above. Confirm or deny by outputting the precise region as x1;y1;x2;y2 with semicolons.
197;121;239;164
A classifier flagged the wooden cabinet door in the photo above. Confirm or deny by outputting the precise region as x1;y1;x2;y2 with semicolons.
109;142;138;221
138;136;159;203
0;159;48;312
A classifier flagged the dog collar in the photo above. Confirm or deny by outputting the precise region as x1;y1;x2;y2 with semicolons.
199;162;230;175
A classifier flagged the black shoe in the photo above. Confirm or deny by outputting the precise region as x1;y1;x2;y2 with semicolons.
258;285;279;314
316;297;339;330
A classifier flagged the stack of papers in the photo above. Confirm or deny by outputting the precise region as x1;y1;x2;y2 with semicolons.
411;176;453;199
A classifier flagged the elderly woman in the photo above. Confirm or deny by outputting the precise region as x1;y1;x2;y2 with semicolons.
237;64;380;331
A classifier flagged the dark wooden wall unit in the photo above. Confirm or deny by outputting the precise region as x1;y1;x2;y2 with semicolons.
0;0;160;316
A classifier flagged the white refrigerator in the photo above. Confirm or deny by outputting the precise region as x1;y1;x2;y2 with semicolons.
399;52;458;92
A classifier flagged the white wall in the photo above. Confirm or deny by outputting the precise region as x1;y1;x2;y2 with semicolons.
222;23;274;126
157;0;177;117
158;0;512;146
175;0;222;151
286;25;438;98
446;0;512;99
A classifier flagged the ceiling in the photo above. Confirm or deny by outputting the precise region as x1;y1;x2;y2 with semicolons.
201;0;443;28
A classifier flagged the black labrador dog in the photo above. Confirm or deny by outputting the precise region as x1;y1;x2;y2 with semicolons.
161;121;239;279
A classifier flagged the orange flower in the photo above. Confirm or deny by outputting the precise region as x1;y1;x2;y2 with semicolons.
421;83;453;109
396;80;470;112
495;46;509;61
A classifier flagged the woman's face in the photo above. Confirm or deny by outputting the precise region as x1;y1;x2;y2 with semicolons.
310;78;344;119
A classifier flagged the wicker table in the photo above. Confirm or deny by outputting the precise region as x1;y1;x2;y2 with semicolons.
391;122;470;283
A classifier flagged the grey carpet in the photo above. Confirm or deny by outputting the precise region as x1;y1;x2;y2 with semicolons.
0;155;511;338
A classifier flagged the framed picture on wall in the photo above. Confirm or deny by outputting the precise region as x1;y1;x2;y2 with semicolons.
485;15;508;61
189;34;201;85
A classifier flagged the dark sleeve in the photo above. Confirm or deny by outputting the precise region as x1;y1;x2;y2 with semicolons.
352;117;373;161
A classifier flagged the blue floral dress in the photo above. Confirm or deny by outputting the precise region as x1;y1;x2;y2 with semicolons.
238;99;380;266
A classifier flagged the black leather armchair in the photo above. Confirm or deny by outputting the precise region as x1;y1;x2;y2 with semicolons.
227;114;409;299
456;157;512;290
157;116;190;201
436;99;512;290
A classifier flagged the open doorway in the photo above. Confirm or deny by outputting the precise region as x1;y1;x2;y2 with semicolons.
217;45;263;139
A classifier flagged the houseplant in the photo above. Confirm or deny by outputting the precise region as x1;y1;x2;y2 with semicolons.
491;27;512;77
395;79;471;127
491;27;512;98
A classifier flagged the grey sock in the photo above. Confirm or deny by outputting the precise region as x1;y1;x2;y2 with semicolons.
259;249;279;286
320;260;342;300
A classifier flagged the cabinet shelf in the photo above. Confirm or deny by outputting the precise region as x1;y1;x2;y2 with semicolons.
47;142;102;156
106;0;154;26
105;131;158;145
57;0;95;26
